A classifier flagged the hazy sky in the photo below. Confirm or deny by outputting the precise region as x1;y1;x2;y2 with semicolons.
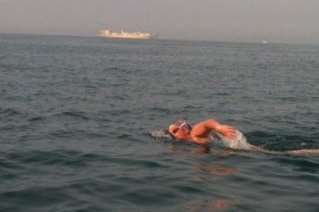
0;0;318;43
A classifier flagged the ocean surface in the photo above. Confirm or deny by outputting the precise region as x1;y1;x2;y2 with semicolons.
0;34;319;212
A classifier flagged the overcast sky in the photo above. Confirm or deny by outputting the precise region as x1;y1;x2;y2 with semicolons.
0;0;318;43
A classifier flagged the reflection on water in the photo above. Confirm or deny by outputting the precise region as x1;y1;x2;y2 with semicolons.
194;164;239;177
170;144;236;157
185;198;234;212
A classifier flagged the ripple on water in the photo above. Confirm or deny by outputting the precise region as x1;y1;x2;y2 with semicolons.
117;188;179;206
0;107;25;117
1;35;319;212
271;156;319;173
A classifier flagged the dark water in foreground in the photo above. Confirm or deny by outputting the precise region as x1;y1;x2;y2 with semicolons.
0;34;319;212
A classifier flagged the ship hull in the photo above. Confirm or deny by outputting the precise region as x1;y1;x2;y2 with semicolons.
98;29;155;40
100;35;153;40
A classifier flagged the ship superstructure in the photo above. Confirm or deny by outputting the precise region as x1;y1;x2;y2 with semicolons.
98;29;154;40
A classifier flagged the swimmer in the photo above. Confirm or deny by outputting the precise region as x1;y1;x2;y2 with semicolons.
167;119;319;156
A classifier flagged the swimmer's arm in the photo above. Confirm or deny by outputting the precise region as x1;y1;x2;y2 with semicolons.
191;136;210;145
191;119;237;145
201;119;237;139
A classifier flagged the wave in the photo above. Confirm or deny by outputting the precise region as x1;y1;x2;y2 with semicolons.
0;107;26;118
51;111;90;120
2;150;108;167
246;130;319;151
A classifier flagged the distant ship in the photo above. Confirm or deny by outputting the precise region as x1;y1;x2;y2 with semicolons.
98;29;155;40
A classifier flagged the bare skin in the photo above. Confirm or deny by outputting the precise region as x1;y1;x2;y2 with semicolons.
168;119;319;156
168;119;241;145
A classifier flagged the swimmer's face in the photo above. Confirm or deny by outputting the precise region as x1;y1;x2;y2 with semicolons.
168;120;192;140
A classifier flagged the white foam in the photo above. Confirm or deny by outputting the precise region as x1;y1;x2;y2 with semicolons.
211;130;253;150
148;129;171;139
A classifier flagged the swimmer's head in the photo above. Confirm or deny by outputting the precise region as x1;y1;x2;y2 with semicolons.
168;120;192;140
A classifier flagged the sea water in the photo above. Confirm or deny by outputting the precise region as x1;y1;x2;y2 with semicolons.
0;34;319;211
